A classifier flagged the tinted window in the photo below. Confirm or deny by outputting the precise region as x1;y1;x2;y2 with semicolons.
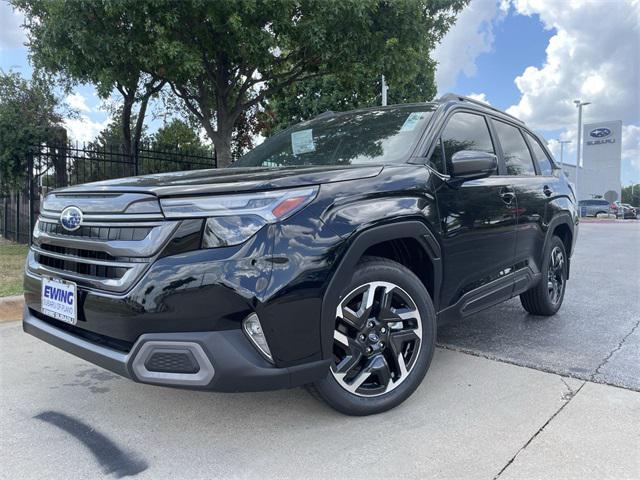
428;138;445;173
432;112;495;174
526;132;553;175
493;121;536;176
234;106;435;168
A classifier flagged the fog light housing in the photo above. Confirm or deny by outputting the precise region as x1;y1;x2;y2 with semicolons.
242;313;273;363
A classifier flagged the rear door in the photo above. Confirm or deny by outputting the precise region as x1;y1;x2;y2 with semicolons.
490;119;551;277
430;110;517;312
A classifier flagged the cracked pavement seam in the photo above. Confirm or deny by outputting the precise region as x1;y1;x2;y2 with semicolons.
492;380;587;480
591;318;640;380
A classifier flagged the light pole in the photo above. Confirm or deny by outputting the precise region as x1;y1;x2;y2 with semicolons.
574;100;591;202
557;139;571;168
381;74;388;106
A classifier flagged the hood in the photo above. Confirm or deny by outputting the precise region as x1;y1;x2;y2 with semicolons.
55;165;383;197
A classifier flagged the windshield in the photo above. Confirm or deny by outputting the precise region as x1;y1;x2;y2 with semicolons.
233;105;436;168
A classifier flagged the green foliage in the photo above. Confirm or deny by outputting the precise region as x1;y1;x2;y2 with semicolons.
621;184;640;206
13;0;166;154
13;0;467;169
151;0;467;166
151;119;211;157
0;71;65;193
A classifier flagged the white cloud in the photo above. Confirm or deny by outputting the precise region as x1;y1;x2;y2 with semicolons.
433;0;507;94
0;2;26;50
468;92;491;105
64;115;110;143
507;0;640;129
66;93;92;113
622;125;640;170
505;0;640;179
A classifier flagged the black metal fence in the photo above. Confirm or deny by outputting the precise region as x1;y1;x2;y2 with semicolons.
1;142;217;243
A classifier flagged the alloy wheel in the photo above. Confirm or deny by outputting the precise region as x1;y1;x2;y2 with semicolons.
547;246;565;304
331;281;422;397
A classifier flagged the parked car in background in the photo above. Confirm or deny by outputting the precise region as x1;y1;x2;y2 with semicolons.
613;202;638;219
578;199;612;217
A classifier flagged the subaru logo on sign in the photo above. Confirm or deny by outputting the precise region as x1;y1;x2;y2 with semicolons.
60;206;83;231
590;128;612;138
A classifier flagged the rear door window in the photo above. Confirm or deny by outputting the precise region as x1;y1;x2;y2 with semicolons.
493;120;536;176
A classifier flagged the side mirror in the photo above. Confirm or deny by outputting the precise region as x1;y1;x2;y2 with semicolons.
450;150;497;181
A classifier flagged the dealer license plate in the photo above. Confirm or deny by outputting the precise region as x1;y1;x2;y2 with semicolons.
41;276;77;325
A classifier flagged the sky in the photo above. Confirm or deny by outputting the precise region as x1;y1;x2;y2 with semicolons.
1;0;639;183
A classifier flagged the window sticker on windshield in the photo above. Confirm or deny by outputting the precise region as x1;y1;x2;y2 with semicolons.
400;112;428;132
291;129;315;155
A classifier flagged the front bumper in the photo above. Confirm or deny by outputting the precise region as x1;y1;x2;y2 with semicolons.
23;306;330;392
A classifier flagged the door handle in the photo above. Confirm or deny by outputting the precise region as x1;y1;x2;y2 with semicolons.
543;185;553;197
499;187;515;204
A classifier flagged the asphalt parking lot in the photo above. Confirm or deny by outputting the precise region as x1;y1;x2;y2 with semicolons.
1;222;639;479
439;221;640;391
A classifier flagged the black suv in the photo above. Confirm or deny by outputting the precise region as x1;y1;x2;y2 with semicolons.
23;94;578;415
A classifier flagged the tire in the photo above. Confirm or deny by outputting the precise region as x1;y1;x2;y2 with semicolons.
311;256;436;416
520;236;567;316
595;211;606;218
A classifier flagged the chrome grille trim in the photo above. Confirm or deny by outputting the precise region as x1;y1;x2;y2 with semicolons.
33;221;179;258
27;251;148;292
40;210;164;222
31;245;141;268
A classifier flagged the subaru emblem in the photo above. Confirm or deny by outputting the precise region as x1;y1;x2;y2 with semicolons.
589;128;612;138
60;206;83;231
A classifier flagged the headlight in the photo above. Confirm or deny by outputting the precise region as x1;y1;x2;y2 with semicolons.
160;187;318;247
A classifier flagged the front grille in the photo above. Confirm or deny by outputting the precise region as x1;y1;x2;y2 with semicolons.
38;220;152;241
28;193;180;293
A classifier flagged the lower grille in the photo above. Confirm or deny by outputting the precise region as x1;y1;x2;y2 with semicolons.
35;251;129;280
145;351;200;374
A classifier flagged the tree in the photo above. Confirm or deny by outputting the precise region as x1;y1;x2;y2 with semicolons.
262;55;439;135
13;0;166;158
0;70;66;193
151;119;212;157
153;0;466;166
621;184;640;206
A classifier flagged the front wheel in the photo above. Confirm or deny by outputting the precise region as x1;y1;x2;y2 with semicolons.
311;256;436;416
520;236;568;315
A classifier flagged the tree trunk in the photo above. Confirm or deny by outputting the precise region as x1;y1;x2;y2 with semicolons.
215;133;233;168
50;126;68;188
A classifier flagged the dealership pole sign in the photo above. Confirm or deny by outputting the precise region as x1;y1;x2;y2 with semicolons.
581;120;622;201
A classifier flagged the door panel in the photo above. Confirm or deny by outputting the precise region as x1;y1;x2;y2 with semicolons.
430;111;517;311
436;177;518;309
491;120;548;274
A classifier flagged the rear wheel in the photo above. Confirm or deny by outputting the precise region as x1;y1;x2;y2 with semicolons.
520;236;567;315
311;256;436;416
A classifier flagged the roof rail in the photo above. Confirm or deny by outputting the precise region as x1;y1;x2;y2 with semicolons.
437;93;524;124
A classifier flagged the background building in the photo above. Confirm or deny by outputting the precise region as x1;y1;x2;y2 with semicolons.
561;120;622;202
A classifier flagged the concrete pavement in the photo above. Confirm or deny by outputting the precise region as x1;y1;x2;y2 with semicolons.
1;320;639;479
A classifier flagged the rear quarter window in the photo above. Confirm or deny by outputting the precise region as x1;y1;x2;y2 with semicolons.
525;132;554;176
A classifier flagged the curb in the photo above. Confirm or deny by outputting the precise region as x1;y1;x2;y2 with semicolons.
0;295;24;322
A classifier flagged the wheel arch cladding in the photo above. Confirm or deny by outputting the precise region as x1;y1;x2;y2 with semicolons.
552;222;573;257
320;221;442;359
